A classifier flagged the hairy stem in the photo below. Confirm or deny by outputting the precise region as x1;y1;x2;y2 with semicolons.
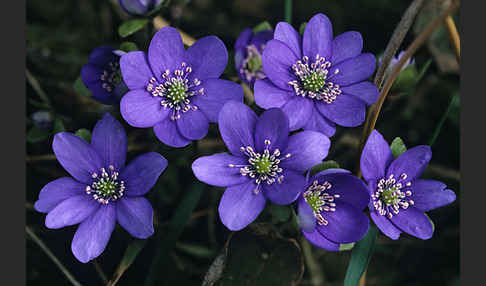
444;15;460;62
285;0;293;24
357;0;460;178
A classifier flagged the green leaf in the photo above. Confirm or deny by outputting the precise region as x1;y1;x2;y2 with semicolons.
416;59;432;84
73;77;92;98
176;242;214;258
253;21;272;33
119;41;139;52
145;183;204;286
27;126;50;143
108;240;147;285
310;160;340;176
429;95;460;146
214;228;304;286
339;242;355;251
146;0;169;16
344;225;379;286
118;19;149;38
52;119;65;133
299;22;307;35
75;129;91;143
390;137;407;158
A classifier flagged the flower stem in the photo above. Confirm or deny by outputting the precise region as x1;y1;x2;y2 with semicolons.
26;226;82;286
357;0;460;178
428;95;459;147
444;15;460;62
92;259;108;285
284;0;292;24
372;0;426;90
26;69;53;109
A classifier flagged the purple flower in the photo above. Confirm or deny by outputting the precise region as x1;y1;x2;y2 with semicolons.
119;0;163;16
379;51;415;75
81;46;128;105
34;113;168;263
297;169;370;250
254;13;379;137
31;111;53;130
192;101;330;231
360;130;456;240
234;28;273;87
120;27;243;148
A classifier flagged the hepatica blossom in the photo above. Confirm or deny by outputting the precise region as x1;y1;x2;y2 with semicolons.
34;113;168;263
297;169;369;250
120;27;243;147
360;130;456;240
234;28;273;87
192;101;330;231
380;50;415;75
81;46;128;105
119;0;163;16
254;13;379;137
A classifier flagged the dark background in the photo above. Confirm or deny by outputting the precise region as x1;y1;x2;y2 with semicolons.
26;0;460;285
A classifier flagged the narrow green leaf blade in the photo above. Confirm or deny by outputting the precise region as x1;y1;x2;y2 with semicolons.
118;19;149;38
107;239;147;286
390;137;407;158
144;183;204;286
344;225;379;286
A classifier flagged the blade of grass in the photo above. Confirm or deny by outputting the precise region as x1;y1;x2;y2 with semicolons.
92;259;108;285
107;239;147;286
343;226;379;286
26;226;83;286
144;183;204;286
429;95;459;146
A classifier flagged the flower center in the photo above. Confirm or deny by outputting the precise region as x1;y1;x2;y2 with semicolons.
86;165;125;204
288;54;342;104
302;72;326;93
100;61;122;93
253;156;272;174
240;45;266;83
146;62;204;120
303;180;340;226
228;139;291;194
166;80;188;104
372;173;414;219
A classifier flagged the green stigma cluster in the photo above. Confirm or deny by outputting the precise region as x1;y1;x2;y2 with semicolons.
245;54;262;73
302;72;326;93
166;80;189;104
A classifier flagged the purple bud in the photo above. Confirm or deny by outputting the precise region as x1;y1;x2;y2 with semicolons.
31;111;53;130
118;0;163;16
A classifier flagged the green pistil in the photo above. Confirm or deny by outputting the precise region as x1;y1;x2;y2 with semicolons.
381;187;399;205
166;81;188;104
97;179;118;197
302;72;326;93
253;157;272;174
246;55;262;73
305;192;325;213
